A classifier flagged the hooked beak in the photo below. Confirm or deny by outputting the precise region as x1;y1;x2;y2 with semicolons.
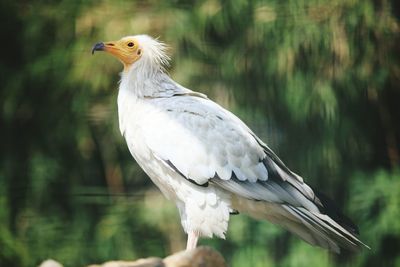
92;42;105;55
92;39;141;70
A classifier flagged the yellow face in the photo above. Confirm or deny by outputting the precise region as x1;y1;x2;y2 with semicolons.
92;37;142;69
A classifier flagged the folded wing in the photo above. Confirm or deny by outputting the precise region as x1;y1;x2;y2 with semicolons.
140;93;367;252
142;95;318;210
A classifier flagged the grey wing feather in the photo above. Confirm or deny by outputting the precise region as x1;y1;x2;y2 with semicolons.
143;93;368;252
145;94;319;210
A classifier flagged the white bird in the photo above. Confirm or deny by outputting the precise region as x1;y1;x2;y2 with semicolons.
92;35;367;253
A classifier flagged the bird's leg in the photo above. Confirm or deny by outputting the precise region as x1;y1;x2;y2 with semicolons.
186;231;199;250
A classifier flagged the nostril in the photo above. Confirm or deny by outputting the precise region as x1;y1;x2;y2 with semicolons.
106;43;115;46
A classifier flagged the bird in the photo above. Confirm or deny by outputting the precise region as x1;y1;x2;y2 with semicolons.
92;34;368;253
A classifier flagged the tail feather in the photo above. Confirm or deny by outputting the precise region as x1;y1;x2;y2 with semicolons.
284;205;369;252
313;189;359;235
283;205;343;252
233;197;369;253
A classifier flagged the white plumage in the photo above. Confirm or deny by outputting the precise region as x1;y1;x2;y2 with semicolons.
93;34;368;252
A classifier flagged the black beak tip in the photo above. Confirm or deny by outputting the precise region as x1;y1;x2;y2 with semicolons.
92;42;105;55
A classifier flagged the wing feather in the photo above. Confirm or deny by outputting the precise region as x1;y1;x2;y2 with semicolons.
141;94;318;211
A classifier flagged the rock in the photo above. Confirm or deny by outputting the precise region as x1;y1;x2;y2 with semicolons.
38;259;63;267
87;257;164;267
87;246;226;267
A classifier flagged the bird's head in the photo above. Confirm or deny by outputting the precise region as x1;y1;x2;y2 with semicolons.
92;35;169;73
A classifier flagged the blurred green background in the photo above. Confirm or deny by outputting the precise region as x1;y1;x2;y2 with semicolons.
1;0;399;266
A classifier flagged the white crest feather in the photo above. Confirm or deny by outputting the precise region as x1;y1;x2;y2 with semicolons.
132;35;170;75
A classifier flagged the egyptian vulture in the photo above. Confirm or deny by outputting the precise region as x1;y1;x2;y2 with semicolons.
92;35;367;252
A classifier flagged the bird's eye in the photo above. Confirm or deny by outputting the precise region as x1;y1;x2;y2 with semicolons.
127;42;134;47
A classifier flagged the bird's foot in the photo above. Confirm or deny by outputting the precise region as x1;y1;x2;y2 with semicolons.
186;231;199;250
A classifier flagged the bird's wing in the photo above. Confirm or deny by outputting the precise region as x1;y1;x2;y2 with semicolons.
142;95;319;210
142;94;370;251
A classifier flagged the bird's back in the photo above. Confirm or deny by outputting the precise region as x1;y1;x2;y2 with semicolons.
117;77;367;252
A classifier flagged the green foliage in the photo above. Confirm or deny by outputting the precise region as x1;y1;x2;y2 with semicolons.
0;0;399;266
349;170;400;267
